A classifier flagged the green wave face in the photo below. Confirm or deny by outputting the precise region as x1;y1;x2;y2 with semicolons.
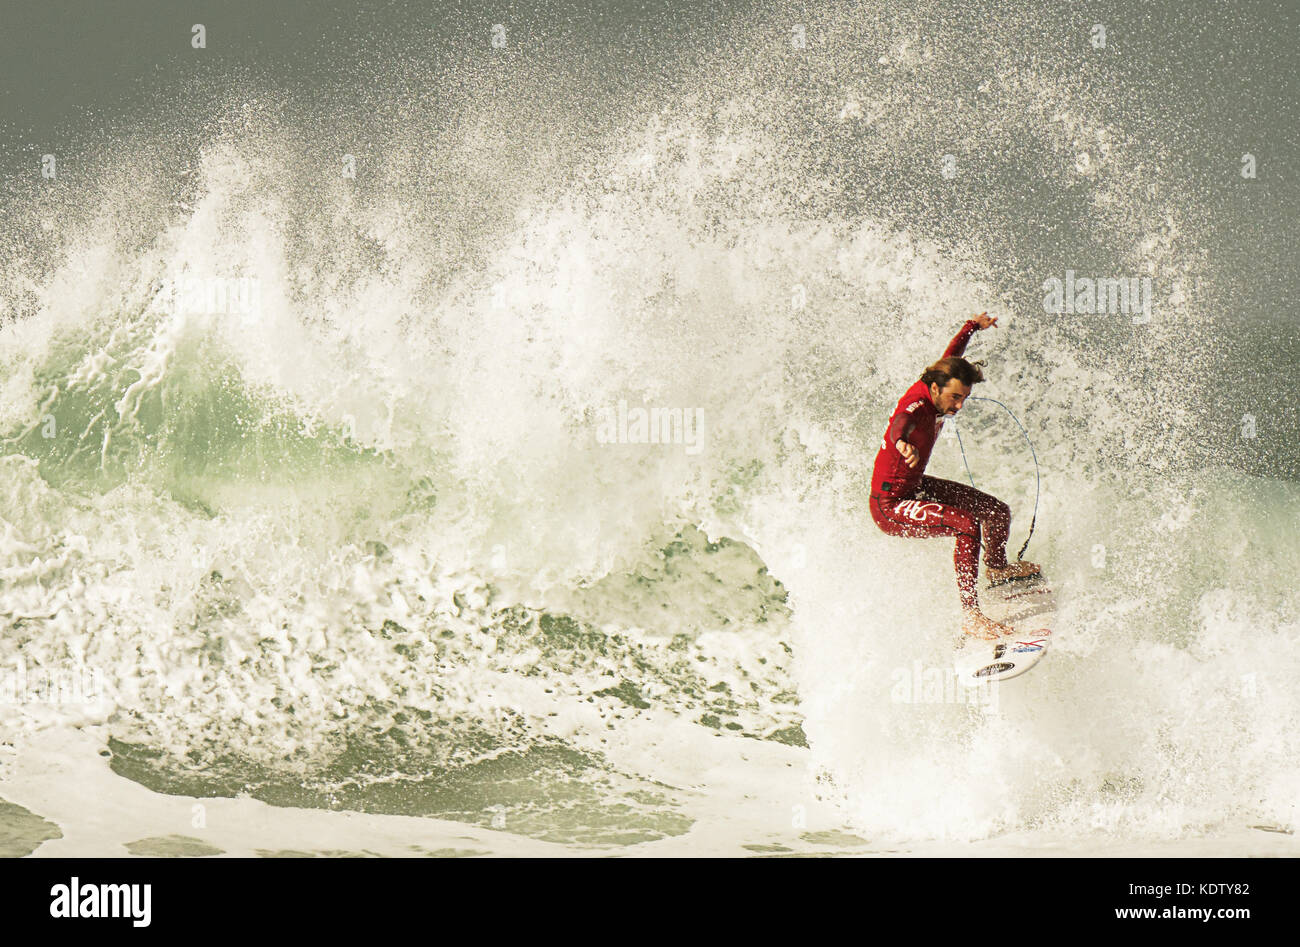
4;304;417;524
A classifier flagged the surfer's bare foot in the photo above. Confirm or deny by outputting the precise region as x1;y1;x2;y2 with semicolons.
961;609;1015;640
987;561;1041;583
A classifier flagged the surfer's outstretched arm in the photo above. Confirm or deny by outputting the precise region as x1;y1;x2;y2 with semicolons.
943;311;998;358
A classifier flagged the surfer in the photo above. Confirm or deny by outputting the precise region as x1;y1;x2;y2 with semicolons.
869;312;1040;639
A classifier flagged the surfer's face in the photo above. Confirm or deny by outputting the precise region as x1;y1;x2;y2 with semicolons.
931;380;972;416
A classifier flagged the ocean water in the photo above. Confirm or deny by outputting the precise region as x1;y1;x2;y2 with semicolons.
1;0;1297;856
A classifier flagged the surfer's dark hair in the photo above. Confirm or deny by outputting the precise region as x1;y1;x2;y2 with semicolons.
921;356;985;389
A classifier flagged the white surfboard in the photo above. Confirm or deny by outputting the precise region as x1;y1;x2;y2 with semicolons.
953;571;1056;685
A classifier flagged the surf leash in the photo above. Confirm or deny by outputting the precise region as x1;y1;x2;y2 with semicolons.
953;395;1040;561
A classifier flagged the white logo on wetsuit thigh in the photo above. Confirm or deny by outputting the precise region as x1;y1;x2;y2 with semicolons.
896;500;943;522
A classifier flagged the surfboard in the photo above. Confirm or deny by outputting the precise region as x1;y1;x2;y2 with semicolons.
953;571;1056;685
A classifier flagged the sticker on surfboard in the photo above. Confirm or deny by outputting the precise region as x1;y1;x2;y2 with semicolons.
953;571;1056;685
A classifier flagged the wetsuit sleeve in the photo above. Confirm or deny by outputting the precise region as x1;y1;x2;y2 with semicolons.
942;319;979;358
886;410;916;448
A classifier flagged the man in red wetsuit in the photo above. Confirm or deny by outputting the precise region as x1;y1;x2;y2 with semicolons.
870;312;1040;639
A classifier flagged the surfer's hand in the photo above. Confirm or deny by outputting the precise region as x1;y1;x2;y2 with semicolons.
896;439;919;468
972;312;997;330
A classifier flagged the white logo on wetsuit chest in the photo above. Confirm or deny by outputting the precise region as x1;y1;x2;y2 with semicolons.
896;500;943;522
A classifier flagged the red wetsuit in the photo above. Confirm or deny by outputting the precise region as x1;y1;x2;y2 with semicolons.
869;320;1011;610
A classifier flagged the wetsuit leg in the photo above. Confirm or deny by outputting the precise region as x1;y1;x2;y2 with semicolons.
869;488;984;610
916;476;1012;570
